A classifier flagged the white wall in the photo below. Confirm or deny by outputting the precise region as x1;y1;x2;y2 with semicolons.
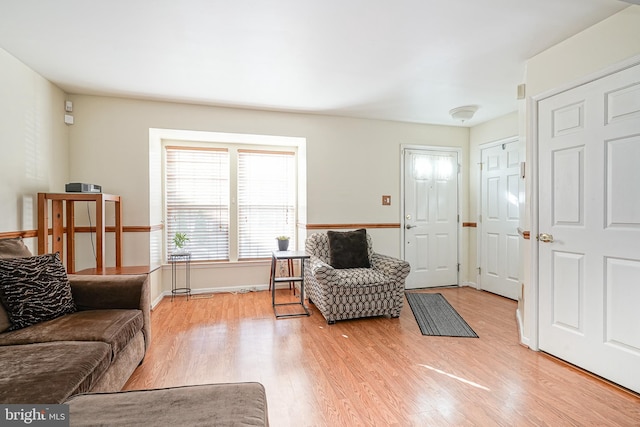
526;6;640;97
521;5;640;347
5;6;638;310
67;95;469;302
0;47;69;252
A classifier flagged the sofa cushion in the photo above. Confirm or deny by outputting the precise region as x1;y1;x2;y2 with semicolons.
0;237;32;259
0;237;33;332
0;253;76;331
332;267;388;287
0;309;143;360
66;383;269;427
0;341;111;404
327;229;371;269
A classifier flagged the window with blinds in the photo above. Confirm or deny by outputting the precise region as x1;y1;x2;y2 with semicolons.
238;150;296;260
165;147;230;261
165;145;296;262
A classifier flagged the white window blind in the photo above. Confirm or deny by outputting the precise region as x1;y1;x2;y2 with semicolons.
238;150;296;259
166;147;230;261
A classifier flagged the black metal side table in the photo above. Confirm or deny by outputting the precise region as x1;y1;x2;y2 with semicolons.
169;252;191;301
270;250;310;318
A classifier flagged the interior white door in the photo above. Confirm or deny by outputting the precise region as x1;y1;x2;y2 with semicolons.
403;148;458;289
479;142;520;300
538;63;640;393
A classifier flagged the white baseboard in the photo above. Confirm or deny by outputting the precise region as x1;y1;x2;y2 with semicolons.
461;281;479;289
516;307;531;348
151;283;278;309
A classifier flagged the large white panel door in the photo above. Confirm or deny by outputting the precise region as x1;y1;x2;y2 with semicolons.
480;141;520;300
538;63;640;393
403;148;459;289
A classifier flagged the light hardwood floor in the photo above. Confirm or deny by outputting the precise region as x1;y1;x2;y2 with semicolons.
124;287;640;426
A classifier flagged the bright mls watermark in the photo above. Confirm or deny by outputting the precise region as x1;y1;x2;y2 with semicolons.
1;405;69;426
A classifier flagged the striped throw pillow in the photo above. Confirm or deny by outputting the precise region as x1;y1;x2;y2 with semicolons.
0;253;76;331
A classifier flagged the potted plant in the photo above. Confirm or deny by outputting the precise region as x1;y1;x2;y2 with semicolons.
276;236;290;251
173;232;189;253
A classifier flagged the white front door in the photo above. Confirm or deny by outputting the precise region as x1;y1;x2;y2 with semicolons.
538;62;640;393
403;148;459;289
479;141;520;300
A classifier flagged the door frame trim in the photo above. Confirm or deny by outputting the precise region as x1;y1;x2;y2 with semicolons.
529;53;640;352
400;145;463;286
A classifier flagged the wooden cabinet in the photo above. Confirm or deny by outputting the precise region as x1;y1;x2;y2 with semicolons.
37;193;122;273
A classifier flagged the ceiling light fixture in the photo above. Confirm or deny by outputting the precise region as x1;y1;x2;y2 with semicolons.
449;105;479;123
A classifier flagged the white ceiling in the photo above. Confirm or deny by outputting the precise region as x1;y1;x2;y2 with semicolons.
0;0;631;126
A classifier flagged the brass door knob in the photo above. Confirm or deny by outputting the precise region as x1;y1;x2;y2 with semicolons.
537;233;554;243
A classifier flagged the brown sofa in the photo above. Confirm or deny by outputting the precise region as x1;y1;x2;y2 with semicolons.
0;237;150;404
0;237;269;425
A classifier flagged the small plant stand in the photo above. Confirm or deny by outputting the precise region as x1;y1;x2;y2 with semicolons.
169;252;191;301
270;250;310;318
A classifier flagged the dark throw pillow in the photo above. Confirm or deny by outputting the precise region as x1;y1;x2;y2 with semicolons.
0;237;33;332
0;253;76;331
327;229;370;269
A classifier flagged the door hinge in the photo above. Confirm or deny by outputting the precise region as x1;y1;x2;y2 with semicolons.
478;214;482;223
457;263;461;272
479;162;483;171
458;163;461;174
457;214;460;223
478;267;481;275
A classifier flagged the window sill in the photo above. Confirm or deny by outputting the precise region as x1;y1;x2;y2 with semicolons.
161;259;271;269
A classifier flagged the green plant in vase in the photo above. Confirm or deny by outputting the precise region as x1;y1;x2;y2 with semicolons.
276;236;290;251
173;232;190;253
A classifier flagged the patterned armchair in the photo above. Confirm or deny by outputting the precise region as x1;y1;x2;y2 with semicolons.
304;231;411;324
